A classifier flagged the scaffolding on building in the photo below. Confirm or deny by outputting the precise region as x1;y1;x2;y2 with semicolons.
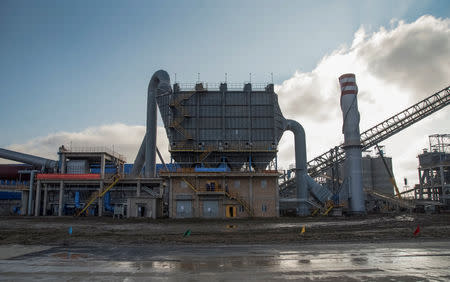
416;134;450;208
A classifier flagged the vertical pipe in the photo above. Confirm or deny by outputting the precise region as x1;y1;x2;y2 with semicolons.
136;70;171;178
58;181;64;216
34;180;41;216
43;184;48;216
284;119;309;216
98;181;103;216
137;180;141;197
21;190;28;216
75;191;80;208
100;154;106;179
61;153;66;174
440;166;445;203
27;171;35;216
339;73;365;214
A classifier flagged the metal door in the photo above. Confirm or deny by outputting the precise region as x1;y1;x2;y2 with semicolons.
176;200;192;218
203;200;219;218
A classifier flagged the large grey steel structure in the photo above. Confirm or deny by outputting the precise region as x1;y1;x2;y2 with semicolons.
129;70;330;215
416;134;450;207
156;82;284;170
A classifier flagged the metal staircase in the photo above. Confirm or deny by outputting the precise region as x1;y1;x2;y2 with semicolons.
169;91;196;140
306;85;450;178
76;174;121;216
225;191;254;217
181;178;254;216
198;146;214;163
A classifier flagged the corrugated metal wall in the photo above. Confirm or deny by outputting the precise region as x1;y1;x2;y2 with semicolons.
156;83;285;169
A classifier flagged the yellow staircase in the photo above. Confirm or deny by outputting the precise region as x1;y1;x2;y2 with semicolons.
182;178;253;217
225;191;254;217
182;178;198;193
76;174;121;217
169;91;196;140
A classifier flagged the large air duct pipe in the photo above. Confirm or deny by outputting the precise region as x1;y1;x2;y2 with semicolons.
339;73;365;214
132;70;171;177
284;119;309;216
0;148;58;171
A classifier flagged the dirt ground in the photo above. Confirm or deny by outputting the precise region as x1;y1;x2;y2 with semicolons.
0;213;449;246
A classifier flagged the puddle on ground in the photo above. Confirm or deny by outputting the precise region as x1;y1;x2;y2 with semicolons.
52;252;88;259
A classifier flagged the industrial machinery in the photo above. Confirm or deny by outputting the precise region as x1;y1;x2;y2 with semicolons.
130;70;332;216
280;85;450;214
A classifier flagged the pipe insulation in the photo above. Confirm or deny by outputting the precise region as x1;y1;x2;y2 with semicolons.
0;148;58;171
132;70;172;177
339;73;365;214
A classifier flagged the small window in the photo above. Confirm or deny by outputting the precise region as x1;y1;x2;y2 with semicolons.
261;180;267;189
239;205;244;212
234;180;240;188
262;204;267;212
181;181;187;189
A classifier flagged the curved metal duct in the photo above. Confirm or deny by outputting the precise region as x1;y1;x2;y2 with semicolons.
132;70;172;177
283;119;309;215
0;148;58;171
282;119;332;215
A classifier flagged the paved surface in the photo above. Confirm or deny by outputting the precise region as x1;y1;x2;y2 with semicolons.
1;241;449;281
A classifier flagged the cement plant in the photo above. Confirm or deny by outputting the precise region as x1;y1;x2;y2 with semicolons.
1;71;449;281
1;71;449;219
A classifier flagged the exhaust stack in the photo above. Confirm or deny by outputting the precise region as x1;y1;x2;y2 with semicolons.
339;73;365;214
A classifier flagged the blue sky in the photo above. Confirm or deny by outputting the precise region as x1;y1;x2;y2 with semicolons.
0;0;449;147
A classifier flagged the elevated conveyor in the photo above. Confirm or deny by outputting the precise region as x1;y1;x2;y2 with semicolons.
280;85;450;210
306;85;450;179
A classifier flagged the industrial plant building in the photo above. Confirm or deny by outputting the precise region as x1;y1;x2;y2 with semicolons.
0;70;449;217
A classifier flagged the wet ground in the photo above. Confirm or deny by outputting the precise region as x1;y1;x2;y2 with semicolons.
0;214;449;280
1;241;449;281
0;214;449;245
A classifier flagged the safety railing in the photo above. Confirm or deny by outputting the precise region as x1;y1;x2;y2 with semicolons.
169;141;277;152
177;82;272;91
66;146;126;162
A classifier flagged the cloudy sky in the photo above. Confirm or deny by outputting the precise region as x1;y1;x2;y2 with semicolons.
1;1;449;190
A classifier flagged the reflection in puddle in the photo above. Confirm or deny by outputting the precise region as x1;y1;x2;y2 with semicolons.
52;252;88;259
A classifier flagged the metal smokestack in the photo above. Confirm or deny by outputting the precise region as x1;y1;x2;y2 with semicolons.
339;73;365;214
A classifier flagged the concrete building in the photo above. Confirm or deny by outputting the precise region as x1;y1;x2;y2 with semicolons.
161;170;278;218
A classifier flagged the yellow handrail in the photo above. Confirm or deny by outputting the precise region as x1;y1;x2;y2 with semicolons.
76;174;120;217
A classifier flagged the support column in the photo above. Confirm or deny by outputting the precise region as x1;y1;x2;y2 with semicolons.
98;181;103;216
137;180;141;197
34;180;41;216
27;170;35;216
61;153;66;174
21;191;29;216
275;178;279;216
43;184;48;216
249;176;253;215
100;154;106;179
58;181;64;216
169;178;173;218
195;177;200;217
440;166;445;202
